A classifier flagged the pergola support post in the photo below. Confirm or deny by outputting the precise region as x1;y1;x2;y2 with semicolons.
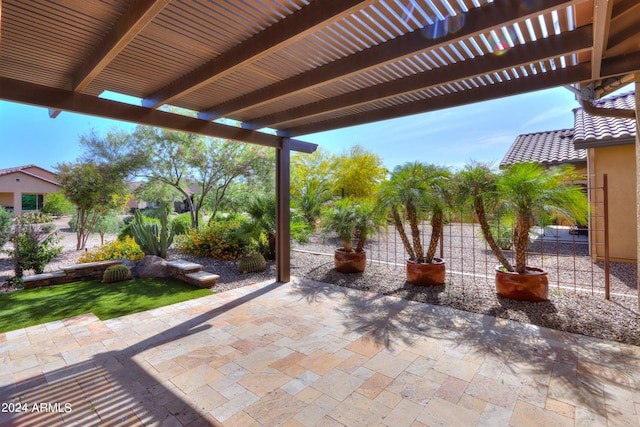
635;74;640;310
276;138;291;283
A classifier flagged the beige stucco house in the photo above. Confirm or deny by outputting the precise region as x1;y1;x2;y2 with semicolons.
0;165;60;217
573;91;637;263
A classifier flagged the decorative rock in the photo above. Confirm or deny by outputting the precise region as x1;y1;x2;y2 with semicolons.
133;255;169;278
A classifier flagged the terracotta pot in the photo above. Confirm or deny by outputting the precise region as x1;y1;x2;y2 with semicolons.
334;249;366;273
495;266;549;302
406;258;446;286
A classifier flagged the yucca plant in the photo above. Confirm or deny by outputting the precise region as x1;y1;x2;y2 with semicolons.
130;202;174;259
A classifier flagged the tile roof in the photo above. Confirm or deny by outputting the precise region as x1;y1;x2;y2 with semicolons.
0;164;38;176
573;91;636;146
0;164;59;186
500;129;586;167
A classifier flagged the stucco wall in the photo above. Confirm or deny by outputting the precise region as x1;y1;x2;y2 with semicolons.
588;145;637;262
0;171;59;216
22;166;57;183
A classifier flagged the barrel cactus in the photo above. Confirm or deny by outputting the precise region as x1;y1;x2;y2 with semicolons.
102;264;132;283
237;253;267;274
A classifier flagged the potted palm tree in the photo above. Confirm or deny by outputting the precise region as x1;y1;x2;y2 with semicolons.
320;198;381;273
378;162;451;285
460;163;588;301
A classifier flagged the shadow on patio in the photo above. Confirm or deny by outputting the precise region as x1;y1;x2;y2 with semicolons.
1;278;638;426
0;281;284;426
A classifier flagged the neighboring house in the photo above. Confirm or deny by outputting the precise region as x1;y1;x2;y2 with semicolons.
0;165;59;217
126;181;151;212
573;91;637;263
503;91;636;263
500;128;588;183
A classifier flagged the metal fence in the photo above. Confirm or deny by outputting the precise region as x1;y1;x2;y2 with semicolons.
359;175;636;302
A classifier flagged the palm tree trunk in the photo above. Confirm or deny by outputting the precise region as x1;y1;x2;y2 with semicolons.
513;212;530;273
425;209;442;263
407;206;424;261
474;196;514;272
392;208;415;260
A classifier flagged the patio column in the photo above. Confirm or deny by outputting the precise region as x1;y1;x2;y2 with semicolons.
636;75;640;310
13;191;22;217
276;138;291;283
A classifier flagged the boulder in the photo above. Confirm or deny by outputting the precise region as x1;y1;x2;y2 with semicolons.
132;255;169;278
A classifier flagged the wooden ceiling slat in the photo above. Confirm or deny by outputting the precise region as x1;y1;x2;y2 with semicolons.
283;64;593;136
245;26;593;129
142;0;374;108
49;0;171;119
556;7;570;32
200;0;580;120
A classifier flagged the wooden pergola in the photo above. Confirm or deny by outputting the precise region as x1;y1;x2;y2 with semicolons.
1;0;639;293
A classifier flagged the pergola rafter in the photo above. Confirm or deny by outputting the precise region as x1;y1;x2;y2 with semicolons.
247;25;594;130
198;0;584;123
142;0;374;109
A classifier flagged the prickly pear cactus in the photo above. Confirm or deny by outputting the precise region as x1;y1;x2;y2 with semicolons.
102;264;132;283
237;253;267;274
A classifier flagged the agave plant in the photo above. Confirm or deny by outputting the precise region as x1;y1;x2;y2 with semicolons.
130;202;174;259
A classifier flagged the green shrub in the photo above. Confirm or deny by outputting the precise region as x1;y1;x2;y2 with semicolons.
237;253;267;274
68;214;78;232
9;223;62;275
213;212;248;223
0;207;12;249
171;213;192;235
40;223;57;234
41;193;75;216
18;212;53;224
79;236;145;263
177;220;248;260
136;207;164;219
102;264;132;283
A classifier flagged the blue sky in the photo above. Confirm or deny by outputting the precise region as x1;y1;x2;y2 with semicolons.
0;86;581;172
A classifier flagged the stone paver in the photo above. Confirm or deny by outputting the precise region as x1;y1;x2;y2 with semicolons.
0;277;638;426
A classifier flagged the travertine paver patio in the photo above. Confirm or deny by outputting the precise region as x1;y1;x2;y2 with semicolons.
1;278;639;426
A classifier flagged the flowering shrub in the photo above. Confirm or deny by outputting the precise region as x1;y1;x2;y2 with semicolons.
79;236;145;263
177;220;248;260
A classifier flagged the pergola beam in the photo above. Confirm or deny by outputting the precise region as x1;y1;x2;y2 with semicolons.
142;0;373;109
285;65;593;136
49;0;171;118
286;50;640;136
0;77;317;153
247;25;593;129
199;0;582;121
591;0;613;80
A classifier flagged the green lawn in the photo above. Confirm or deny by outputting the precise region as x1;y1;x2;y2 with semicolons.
0;278;213;333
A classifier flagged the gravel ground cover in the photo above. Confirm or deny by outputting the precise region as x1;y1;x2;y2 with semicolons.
1;217;638;346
